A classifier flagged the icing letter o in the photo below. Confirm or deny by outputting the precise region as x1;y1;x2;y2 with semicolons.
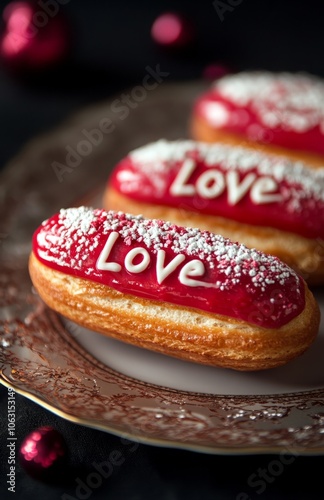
196;170;225;199
125;247;150;273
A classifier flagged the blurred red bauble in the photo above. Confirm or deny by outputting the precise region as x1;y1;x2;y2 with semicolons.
0;1;70;72
202;63;230;81
151;12;195;49
19;426;68;480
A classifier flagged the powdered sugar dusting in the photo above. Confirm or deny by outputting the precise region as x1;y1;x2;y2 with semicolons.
214;71;324;134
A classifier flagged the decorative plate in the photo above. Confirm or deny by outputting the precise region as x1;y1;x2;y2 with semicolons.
1;81;324;455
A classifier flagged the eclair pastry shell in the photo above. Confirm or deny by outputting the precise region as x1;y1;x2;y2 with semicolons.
191;116;324;168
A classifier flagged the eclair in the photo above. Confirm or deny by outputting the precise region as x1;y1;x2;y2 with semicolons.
29;207;320;371
191;71;324;167
104;140;324;283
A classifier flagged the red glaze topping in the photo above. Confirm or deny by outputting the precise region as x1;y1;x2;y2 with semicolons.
194;72;324;156
33;207;304;329
110;140;324;239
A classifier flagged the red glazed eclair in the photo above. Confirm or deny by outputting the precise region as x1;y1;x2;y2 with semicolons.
29;207;319;371
104;140;324;283
191;71;324;167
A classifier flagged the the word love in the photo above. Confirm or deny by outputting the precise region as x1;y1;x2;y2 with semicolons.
170;159;283;205
96;232;213;288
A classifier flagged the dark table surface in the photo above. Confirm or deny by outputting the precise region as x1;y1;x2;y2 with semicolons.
1;0;324;498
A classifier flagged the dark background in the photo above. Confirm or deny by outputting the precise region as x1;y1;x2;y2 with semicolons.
1;0;324;498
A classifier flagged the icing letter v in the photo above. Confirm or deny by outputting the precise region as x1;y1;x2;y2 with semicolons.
227;171;256;205
156;250;185;284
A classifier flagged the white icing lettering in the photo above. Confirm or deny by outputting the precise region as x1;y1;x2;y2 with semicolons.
156;250;185;284
196;169;225;199
96;232;122;272
251;177;282;204
169;158;196;196
125;247;150;273
179;260;211;287
96;232;213;288
226;171;256;205
169;161;282;206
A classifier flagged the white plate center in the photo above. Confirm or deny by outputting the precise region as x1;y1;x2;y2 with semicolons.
66;288;324;396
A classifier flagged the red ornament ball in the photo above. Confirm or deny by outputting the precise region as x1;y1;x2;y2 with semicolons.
151;12;194;49
0;1;70;71
19;426;68;480
202;63;230;81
